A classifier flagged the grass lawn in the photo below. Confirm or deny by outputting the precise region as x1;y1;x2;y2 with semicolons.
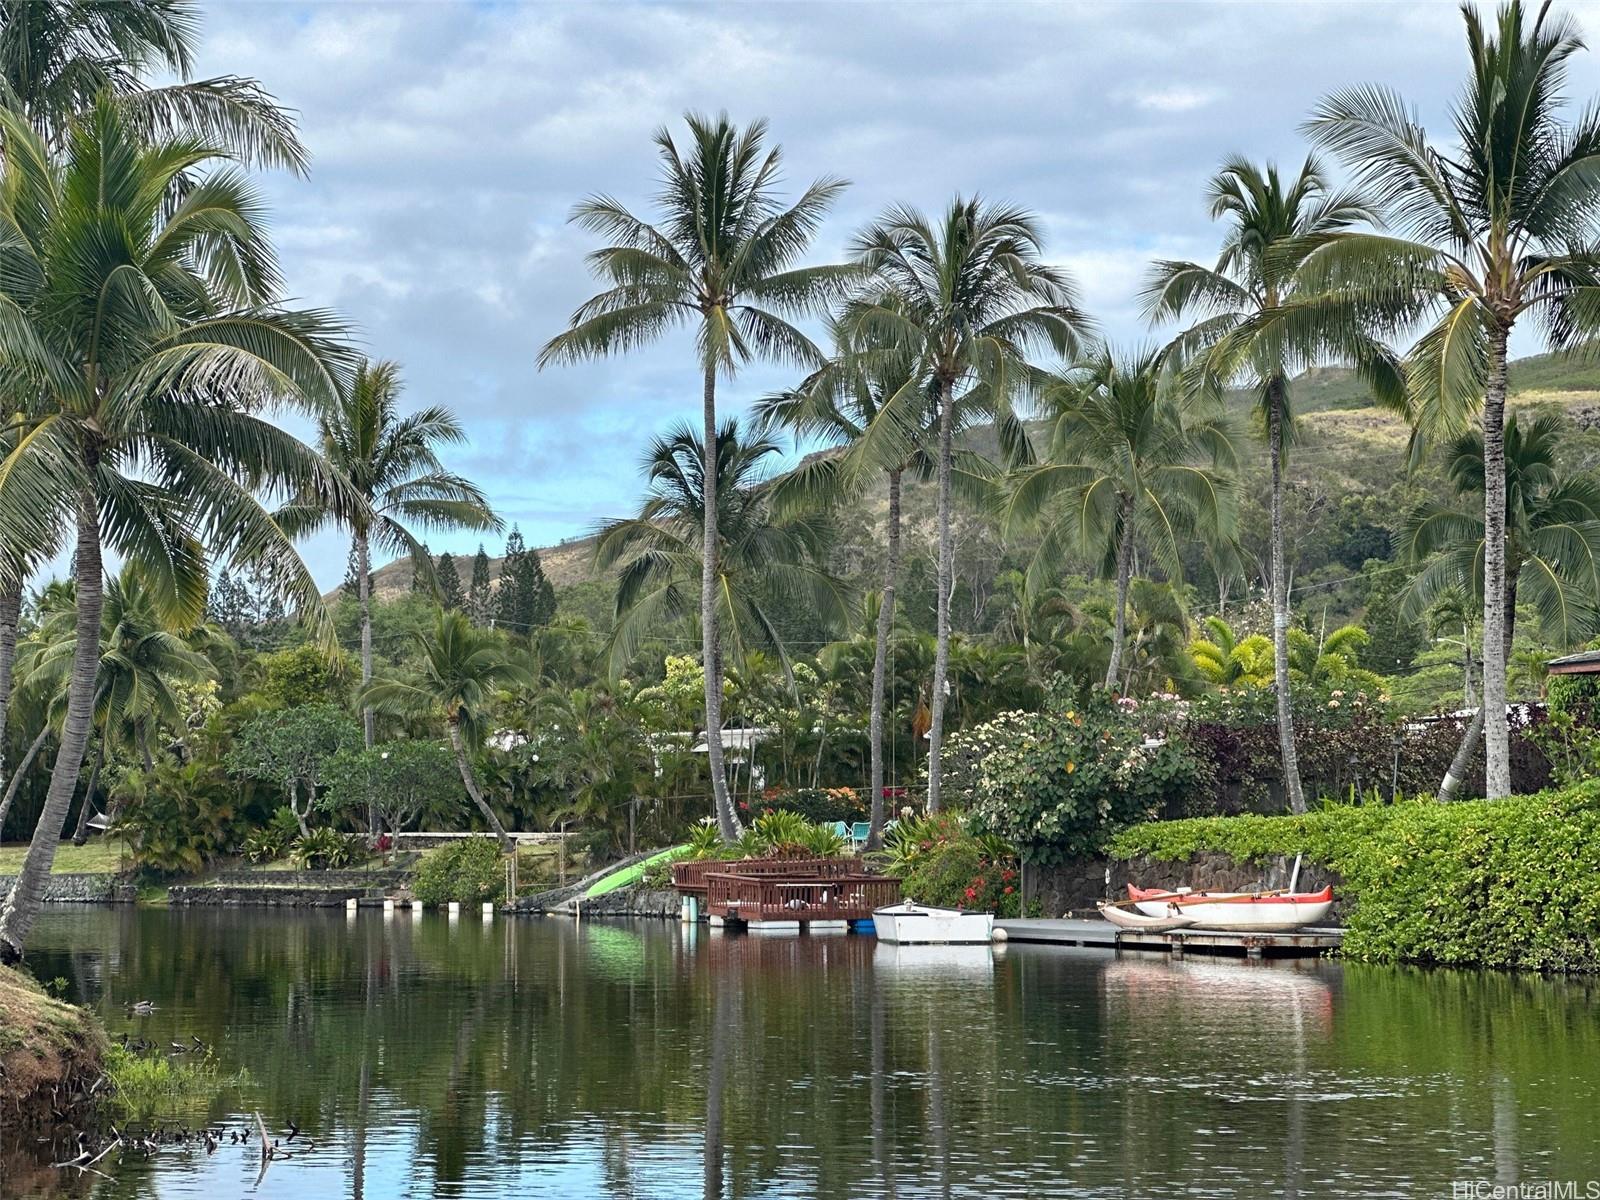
0;840;132;875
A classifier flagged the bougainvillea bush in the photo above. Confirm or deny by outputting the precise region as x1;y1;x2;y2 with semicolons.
877;812;1029;917
941;684;1204;866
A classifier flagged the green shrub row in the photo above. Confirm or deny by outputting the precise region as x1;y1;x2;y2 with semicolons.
1108;782;1600;971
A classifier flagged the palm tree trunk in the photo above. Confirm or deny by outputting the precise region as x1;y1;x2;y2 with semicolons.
447;715;511;852
356;530;377;838
926;379;956;815
1104;496;1136;691
71;723;108;846
0;493;103;964
700;359;737;842
1267;376;1307;814
1439;571;1516;802
866;468;902;851
138;723;153;773
0;585;18;798
1481;324;1511;800
0;727;49;839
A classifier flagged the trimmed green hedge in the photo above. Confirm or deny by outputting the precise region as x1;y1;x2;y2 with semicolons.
1108;782;1600;972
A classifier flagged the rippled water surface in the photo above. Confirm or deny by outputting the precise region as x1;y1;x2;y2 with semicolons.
6;906;1600;1198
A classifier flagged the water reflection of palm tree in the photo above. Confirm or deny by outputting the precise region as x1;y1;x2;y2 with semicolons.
705;984;733;1200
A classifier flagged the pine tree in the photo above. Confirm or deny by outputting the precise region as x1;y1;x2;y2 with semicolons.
524;546;557;629
437;553;463;611
207;569;249;636
495;527;526;630
468;545;493;626
341;542;367;599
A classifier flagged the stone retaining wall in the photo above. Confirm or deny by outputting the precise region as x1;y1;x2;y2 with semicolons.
209;868;411;889
0;873;134;904
168;884;381;907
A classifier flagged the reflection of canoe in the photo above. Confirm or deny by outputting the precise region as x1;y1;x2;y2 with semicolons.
873;903;993;944
1129;884;1334;931
1097;901;1195;932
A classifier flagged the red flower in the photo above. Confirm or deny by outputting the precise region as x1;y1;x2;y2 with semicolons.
1004;886;1014;895
964;887;977;901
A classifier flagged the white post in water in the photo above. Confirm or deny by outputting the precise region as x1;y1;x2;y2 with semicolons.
447;901;460;918
346;897;358;913
482;901;495;919
382;898;395;916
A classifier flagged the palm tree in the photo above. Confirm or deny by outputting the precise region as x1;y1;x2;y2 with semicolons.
756;309;995;848
1302;0;1600;798
13;568;214;844
280;359;499;770
361;609;525;852
849;198;1091;811
538;112;851;842
1400;412;1600;798
0;0;305;169
1189;616;1275;688
1004;346;1236;691
1143;155;1398;815
0;101;351;964
594;418;847;676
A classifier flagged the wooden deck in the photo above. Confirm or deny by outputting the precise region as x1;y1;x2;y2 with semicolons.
996;918;1343;958
671;855;866;895
704;871;900;927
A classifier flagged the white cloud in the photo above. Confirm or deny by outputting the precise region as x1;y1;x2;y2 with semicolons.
1132;85;1221;113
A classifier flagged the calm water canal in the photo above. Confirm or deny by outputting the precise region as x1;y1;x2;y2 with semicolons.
6;906;1599;1198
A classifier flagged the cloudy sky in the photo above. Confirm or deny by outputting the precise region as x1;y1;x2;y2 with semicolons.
189;0;1600;585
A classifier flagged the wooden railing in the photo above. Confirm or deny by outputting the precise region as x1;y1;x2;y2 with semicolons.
671;856;865;894
704;872;900;923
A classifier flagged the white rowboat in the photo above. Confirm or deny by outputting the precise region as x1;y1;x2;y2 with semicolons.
873;903;994;944
1097;902;1197;932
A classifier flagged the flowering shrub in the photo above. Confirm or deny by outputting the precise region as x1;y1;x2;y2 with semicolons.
945;683;1204;866
878;811;1028;917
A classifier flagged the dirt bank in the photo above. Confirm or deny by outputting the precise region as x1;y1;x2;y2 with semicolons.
0;966;106;1134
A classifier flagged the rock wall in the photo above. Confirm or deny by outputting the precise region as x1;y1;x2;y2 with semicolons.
1033;852;1347;923
0;873;133;904
168;884;379;907
209;868;411;889
572;888;680;919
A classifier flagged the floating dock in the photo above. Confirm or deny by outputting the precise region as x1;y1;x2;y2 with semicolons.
995;918;1342;959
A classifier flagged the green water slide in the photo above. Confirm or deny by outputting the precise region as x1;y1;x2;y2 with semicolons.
584;845;687;898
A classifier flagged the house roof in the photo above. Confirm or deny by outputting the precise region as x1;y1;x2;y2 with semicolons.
1547;650;1600;674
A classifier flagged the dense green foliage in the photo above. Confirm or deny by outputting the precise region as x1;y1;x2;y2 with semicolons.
411;839;507;906
1110;783;1600;970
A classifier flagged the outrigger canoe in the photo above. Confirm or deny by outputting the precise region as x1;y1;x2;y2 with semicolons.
1096;901;1196;932
1127;884;1334;932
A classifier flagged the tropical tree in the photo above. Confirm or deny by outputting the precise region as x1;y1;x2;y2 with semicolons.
538;112;851;842
756;307;995;848
848;198;1091;811
1004;346;1235;690
1286;625;1381;691
1399;412;1600;797
0;0;305;169
1302;0;1600;798
594;418;847;677
360;609;527;851
279;359;498;769
1143;154;1398;814
20;568;216;843
1189;616;1274;687
0;101;351;964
